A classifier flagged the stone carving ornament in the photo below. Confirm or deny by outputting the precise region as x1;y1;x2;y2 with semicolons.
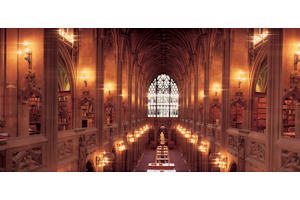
281;150;300;171
78;135;87;172
11;147;42;172
249;141;265;161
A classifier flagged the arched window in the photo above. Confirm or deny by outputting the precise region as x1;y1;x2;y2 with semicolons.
147;74;179;118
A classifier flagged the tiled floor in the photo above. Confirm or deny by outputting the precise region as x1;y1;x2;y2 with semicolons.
135;145;189;172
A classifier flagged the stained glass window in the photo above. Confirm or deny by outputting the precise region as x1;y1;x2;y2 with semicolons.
148;74;179;118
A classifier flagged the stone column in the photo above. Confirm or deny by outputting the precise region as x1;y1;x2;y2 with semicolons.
221;29;231;147
266;28;283;171
188;71;192;123
127;54;134;132
116;54;122;137
43;28;59;171
96;29;105;151
203;60;210;137
134;67;138;128
193;55;199;133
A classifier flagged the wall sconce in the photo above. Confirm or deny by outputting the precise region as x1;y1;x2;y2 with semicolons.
80;70;89;88
212;83;221;97
253;30;269;45
237;71;246;89
198;141;209;153
127;133;135;143
58;29;75;44
189;135;198;144
185;130;191;139
294;44;300;71
116;141;126;152
96;152;109;167
134;130;141;139
210;152;228;169
105;83;113;96
18;41;32;70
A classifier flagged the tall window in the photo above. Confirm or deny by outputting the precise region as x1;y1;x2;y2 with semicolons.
148;74;179;118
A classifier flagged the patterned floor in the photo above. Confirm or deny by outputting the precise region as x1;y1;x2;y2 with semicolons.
135;145;189;172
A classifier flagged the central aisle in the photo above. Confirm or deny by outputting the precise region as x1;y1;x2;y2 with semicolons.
134;145;189;172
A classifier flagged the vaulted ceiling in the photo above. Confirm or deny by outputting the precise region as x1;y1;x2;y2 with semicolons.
128;28;206;87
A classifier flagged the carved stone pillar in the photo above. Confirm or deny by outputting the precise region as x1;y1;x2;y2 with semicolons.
221;29;231;147
193;55;199;133
43;28;58;171
96;29;105;151
203;60;210;137
266;28;283;171
128;54;134;132
116;58;122;136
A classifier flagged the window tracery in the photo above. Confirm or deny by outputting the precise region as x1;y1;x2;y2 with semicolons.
147;74;178;118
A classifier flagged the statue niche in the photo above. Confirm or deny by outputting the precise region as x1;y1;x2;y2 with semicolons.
210;99;220;126
79;90;95;128
231;91;246;129
21;71;42;135
105;95;115;125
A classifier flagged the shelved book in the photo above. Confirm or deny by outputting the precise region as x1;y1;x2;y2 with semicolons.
0;133;8;145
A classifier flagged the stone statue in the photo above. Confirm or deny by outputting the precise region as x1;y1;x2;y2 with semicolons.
160;132;165;145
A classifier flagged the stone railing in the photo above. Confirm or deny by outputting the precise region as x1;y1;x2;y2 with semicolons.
206;124;214;140
0;134;48;172
226;128;266;171
215;126;222;143
278;138;300;171
103;123;118;143
57;128;98;171
226;128;239;157
247;131;266;163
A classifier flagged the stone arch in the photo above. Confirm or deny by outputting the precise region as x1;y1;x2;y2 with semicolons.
86;160;95;172
229;162;237;172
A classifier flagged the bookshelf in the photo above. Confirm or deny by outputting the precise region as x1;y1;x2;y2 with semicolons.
28;93;42;135
80;100;94;128
252;93;267;133
231;101;244;129
282;94;296;138
58;92;72;131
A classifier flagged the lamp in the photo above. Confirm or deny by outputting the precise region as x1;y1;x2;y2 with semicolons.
198;141;209;153
253;30;269;45
200;90;205;99
116;141;126;152
18;41;32;70
189;135;198;144
127;133;135;143
105;83;113;96
58;29;75;44
80;70;89;88
134;130;141;139
294;44;300;71
237;71;246;89
96;152;109;167
213;83;221;97
210;152;228;169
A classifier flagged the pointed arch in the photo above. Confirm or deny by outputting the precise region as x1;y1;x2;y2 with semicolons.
148;74;179;118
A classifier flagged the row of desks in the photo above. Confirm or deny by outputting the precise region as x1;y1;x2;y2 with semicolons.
147;145;176;172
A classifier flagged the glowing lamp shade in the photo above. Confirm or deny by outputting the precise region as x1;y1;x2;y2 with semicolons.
213;83;221;93
80;70;89;80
